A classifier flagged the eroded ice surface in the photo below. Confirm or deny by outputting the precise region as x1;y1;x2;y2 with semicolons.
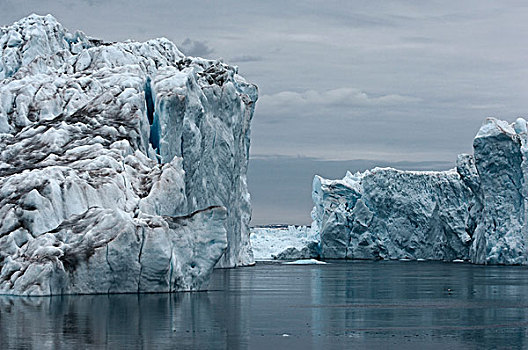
313;117;528;265
0;14;257;295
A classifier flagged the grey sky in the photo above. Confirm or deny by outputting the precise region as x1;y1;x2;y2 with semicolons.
2;1;528;224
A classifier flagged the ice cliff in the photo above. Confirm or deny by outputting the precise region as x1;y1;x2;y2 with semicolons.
0;14;257;295
312;117;528;265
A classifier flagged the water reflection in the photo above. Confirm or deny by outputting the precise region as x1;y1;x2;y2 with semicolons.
305;262;528;349
0;293;226;349
1;262;528;349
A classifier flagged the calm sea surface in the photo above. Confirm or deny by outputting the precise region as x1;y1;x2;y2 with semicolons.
1;261;528;349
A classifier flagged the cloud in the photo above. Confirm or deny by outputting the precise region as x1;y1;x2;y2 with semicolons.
401;36;435;44
229;55;263;63
79;0;107;5
467;103;506;110
179;38;214;57
258;88;421;112
250;86;478;165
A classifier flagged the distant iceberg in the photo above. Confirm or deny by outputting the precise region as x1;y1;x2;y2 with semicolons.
312;117;528;265
250;225;319;260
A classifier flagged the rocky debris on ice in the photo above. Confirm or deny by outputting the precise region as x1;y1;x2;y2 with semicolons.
250;225;320;260
312;117;528;265
0;14;257;295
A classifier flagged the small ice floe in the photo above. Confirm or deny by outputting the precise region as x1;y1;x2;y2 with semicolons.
417;258;426;262
283;259;327;265
282;333;290;337
399;258;412;262
453;259;465;263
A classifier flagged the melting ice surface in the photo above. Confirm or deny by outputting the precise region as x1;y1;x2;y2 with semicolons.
2;261;528;349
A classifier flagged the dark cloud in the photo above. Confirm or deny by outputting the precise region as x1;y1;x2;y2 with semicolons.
179;38;214;57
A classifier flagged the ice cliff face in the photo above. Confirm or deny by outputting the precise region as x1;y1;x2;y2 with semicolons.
312;117;528;265
312;169;473;261
0;14;257;295
469;118;528;264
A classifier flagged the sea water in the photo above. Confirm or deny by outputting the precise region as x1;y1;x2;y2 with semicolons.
1;261;528;349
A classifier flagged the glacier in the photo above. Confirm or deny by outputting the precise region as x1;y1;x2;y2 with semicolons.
312;117;528;265
0;14;257;295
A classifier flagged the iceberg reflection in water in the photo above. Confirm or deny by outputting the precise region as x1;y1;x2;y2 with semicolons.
2;261;528;349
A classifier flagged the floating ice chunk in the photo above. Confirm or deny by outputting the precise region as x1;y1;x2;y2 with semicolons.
283;259;327;265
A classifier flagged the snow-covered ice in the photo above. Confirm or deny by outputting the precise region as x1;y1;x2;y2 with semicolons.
312;117;528;265
0;14;257;295
250;225;319;260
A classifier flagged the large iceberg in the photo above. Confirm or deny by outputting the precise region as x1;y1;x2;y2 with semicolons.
312;117;528;265
0;14;257;295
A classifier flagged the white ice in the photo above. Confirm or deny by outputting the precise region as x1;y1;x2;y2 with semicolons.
250;225;319;260
283;259;327;265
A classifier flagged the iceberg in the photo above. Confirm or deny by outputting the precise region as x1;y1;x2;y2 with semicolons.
0;14;257;295
312;117;528;265
250;225;319;260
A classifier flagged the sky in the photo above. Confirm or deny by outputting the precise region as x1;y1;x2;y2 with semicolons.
2;1;528;224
